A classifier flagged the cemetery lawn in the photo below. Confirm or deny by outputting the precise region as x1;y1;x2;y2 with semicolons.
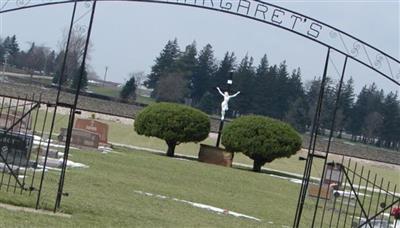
0;147;304;227
87;85;121;98
37;110;400;186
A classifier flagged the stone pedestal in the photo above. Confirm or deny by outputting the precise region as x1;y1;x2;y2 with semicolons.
58;128;100;149
198;144;233;167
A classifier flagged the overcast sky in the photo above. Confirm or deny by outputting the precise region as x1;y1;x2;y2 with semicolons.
1;0;399;93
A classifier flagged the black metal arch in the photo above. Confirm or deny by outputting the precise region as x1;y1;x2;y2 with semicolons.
1;0;399;86
1;1;399;225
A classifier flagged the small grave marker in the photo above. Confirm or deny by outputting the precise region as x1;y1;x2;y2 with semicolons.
75;118;109;144
0;130;33;167
308;184;332;200
0;113;32;131
324;162;344;187
58;128;100;148
198;144;233;167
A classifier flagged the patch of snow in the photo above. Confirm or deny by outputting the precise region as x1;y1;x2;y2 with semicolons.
333;190;369;198
343;141;356;146
134;190;261;222
63;159;88;168
269;174;303;184
36;165;60;172
290;179;303;184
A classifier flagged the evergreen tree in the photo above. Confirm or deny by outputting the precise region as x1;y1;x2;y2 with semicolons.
252;54;270;115
348;86;368;138
337;77;355;137
263;61;292;119
177;41;197;78
9;35;19;56
192;44;216;106
52;51;69;85
380;92;400;148
176;42;197;101
288;68;305;102
197;92;215;114
155;72;188;103
71;66;88;91
25;42;37;71
144;39;180;97
285;97;308;133
320;77;336;131
231;55;256;115
0;38;5;63
45;50;56;75
348;83;384;141
120;75;137;102
362;111;383;144
213;52;236;90
305;77;322;128
256;54;269;78
206;52;236;114
284;68;307;132
3;35;19;66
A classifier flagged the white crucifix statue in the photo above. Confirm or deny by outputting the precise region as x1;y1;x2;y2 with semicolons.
216;87;240;121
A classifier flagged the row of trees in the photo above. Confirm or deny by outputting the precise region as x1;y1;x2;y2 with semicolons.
143;39;400;150
144;39;305;116
0;35;60;76
135;102;301;172
0;30;93;90
2;34;398;150
348;84;400;149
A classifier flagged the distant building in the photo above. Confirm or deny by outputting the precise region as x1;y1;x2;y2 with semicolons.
88;79;121;88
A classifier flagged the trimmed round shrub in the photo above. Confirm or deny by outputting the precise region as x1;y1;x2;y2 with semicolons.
222;115;302;172
134;102;210;157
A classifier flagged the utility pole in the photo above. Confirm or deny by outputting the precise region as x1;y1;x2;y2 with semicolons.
103;66;108;87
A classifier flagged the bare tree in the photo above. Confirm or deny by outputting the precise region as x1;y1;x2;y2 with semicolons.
86;66;99;80
127;71;146;89
55;26;93;83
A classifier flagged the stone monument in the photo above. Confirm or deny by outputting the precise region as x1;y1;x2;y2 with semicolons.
58;128;100;149
0;112;32;131
198;73;240;167
74;118;109;144
0;130;33;167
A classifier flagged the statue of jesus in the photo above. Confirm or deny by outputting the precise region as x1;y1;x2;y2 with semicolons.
216;87;240;121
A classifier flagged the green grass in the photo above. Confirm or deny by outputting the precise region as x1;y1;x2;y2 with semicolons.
34;109;400;186
2;84;398;227
135;95;155;105
86;84;154;105
87;85;121;98
1;107;399;227
0;147;379;227
0;147;305;227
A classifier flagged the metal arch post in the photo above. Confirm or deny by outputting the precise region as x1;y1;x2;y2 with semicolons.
293;47;331;228
54;0;98;211
311;56;348;227
35;0;79;210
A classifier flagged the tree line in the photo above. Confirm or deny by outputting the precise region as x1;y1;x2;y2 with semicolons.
0;35;56;75
141;39;400;151
1;35;398;150
0;30;93;90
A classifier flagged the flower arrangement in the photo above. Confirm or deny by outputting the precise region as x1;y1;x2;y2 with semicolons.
391;207;400;220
